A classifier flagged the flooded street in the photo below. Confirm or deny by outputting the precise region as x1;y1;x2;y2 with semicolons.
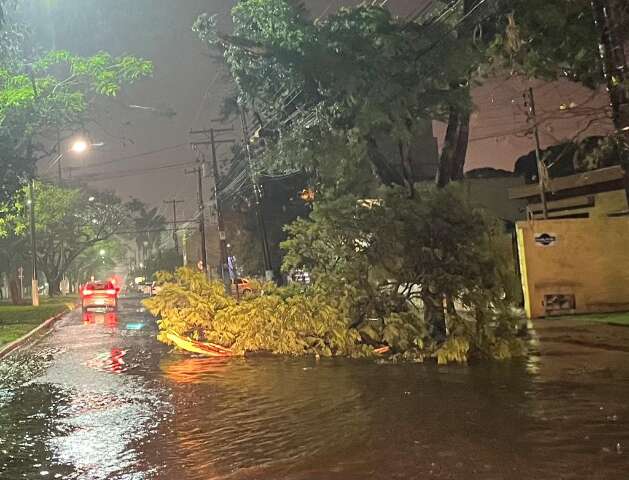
1;298;629;480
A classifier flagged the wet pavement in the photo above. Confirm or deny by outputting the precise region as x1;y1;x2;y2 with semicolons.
1;298;629;479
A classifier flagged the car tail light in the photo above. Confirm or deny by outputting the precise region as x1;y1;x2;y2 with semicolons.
82;288;94;296
105;289;117;296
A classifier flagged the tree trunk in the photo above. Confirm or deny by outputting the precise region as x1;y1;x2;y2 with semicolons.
446;295;457;315
436;0;476;187
48;278;61;296
453;112;470;180
8;276;21;305
43;268;62;296
436;109;461;187
591;0;629;132
436;108;470;187
422;286;447;342
366;136;405;186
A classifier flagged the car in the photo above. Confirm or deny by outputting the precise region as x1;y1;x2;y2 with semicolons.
137;282;153;296
151;282;163;296
231;278;254;297
81;280;119;311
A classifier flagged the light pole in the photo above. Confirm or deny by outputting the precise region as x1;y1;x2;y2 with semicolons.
28;180;39;306
48;139;104;181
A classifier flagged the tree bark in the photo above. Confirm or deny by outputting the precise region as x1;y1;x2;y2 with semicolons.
453;112;470;180
591;0;629;132
43;267;62;296
436;0;476;187
422;286;446;342
8;276;21;305
48;277;61;296
366;136;406;186
436;108;470;187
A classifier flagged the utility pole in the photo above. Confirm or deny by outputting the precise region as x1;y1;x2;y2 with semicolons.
190;127;234;290
240;108;273;279
56;127;65;296
182;231;188;266
26;71;40;305
185;166;208;276
524;87;549;220
28;179;40;306
163;199;184;254
591;0;629;132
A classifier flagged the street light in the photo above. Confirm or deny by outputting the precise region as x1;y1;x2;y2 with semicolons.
48;139;104;181
70;139;88;154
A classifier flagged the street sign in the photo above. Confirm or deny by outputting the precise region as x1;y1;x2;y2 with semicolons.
534;233;557;247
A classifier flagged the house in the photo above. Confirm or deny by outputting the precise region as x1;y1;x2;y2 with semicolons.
508;165;628;220
510;166;629;318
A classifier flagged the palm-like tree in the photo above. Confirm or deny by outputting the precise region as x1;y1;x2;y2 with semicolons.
127;199;166;262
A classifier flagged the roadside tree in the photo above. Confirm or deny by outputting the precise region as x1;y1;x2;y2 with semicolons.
4;182;129;296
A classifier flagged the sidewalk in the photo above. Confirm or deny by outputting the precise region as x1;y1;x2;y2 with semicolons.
530;312;629;381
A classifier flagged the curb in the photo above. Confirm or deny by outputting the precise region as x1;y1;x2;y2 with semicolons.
0;307;73;360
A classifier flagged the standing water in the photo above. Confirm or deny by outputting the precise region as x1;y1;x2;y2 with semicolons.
1;299;628;479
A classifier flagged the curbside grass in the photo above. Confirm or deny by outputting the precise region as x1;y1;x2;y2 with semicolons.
0;297;76;349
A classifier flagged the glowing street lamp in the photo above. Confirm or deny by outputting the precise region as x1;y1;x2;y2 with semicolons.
70;139;89;154
48;138;104;182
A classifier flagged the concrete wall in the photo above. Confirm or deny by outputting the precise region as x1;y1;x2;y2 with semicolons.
516;216;629;318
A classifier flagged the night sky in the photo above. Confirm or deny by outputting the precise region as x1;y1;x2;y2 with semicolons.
24;0;613;220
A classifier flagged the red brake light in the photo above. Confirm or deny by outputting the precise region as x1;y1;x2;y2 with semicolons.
105;289;117;296
82;288;93;296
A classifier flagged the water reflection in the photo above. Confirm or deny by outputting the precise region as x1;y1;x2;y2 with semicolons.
155;357;375;479
0;383;76;479
82;310;118;328
2;300;629;480
150;357;629;479
0;303;170;480
162;357;230;384
85;349;128;374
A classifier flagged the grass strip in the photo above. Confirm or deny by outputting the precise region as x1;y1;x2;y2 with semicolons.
0;298;75;346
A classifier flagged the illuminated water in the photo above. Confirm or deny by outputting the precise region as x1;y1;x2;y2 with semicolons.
1;299;628;479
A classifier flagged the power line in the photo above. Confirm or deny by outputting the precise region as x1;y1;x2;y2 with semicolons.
74;143;188;170
114;226;198;235
189;70;222;133
62;161;197;182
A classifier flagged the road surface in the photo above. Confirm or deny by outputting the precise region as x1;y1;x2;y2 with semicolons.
1;298;629;479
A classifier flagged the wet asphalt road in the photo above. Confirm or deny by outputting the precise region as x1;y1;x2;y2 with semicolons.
1;297;629;480
0;297;168;480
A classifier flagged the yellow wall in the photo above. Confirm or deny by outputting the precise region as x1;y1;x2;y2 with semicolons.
516;216;629;318
592;190;628;217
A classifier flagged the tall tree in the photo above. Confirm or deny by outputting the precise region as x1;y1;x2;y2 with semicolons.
0;49;152;202
8;182;130;295
195;3;472;195
127;199;167;263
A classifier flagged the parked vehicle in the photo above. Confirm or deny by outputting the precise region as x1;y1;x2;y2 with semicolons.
151;282;163;296
138;282;153;296
231;278;254;297
81;280;119;311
